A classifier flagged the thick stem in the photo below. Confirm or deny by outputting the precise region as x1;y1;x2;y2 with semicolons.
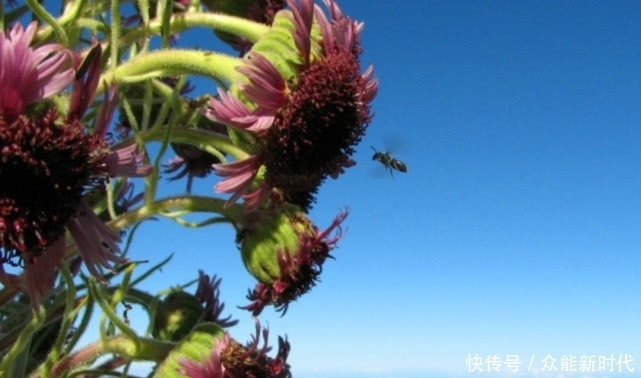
120;12;270;50
32;0;89;45
109;0;122;69
137;126;250;161
98;49;241;93
46;336;174;378
108;195;244;231
26;0;69;45
0;308;45;377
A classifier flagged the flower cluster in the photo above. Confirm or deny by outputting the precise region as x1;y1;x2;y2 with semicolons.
0;0;377;376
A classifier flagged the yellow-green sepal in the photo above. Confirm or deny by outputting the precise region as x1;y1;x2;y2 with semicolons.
240;204;311;283
154;322;225;377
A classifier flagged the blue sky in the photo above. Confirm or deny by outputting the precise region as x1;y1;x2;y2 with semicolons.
66;0;641;377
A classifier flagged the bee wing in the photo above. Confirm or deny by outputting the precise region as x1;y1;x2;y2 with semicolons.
383;135;406;155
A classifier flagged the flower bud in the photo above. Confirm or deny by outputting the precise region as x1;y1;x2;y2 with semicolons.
152;291;205;342
238;204;348;315
163;117;228;193
157;319;291;378
240;204;312;283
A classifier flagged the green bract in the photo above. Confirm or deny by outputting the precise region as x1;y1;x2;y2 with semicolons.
240;204;312;284
155;322;225;377
231;9;323;103
152;291;206;342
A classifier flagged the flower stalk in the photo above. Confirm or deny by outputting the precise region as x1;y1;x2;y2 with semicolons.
119;12;271;47
108;195;245;231
45;335;175;378
98;50;241;93
0;307;45;377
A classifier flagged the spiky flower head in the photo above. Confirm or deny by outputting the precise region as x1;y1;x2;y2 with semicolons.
0;35;152;307
206;0;378;211
178;319;292;378
163;117;227;193
153;272;237;342
194;270;239;328
237;203;348;315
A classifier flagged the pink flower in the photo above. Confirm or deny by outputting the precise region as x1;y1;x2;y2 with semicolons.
0;22;74;118
179;334;229;378
0;42;152;307
205;0;378;211
206;87;278;133
66;201;127;280
211;155;270;209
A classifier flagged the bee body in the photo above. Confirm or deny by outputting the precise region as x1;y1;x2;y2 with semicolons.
371;146;407;177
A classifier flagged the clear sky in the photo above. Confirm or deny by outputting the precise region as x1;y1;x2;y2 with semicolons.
67;1;641;377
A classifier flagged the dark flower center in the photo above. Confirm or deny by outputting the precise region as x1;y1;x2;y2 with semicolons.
0;108;95;265
221;339;291;378
273;239;330;312
221;340;263;377
262;51;372;210
169;143;221;177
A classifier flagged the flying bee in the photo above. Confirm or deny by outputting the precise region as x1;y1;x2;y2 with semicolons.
371;146;407;177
